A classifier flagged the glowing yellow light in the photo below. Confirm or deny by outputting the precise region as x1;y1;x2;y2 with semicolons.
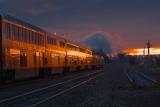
123;48;160;55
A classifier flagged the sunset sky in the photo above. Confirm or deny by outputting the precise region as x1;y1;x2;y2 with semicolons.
1;0;160;52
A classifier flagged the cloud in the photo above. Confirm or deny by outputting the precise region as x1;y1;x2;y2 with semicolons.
0;0;60;16
22;3;59;16
81;33;112;53
78;31;129;52
0;0;6;3
1;0;160;51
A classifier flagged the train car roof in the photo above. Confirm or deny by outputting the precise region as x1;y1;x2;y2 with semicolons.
0;11;92;52
66;39;92;51
0;12;45;33
46;32;66;42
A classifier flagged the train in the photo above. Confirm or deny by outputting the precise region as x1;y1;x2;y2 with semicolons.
0;12;103;82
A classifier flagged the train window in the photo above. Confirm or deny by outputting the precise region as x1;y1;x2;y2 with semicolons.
38;34;40;45
47;36;57;45
29;31;32;42
16;26;18;40
29;31;31;43
21;28;23;41
47;37;50;43
26;30;29;42
80;48;85;53
40;34;43;45
35;33;38;45
38;34;41;45
39;34;41;45
20;53;27;67
17;27;19;40
34;32;37;44
24;29;27;42
31;32;34;43
24;29;27;41
15;26;18;40
37;34;40;45
60;41;65;48
33;32;35;44
19;27;22;41
22;28;24;41
34;33;36;44
12;25;16;40
5;23;11;39
36;33;38;45
67;44;77;51
16;27;19;40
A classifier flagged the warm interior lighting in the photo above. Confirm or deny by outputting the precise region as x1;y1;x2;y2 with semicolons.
123;48;160;55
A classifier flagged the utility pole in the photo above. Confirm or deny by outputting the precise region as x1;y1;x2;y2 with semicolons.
143;47;145;56
146;41;151;55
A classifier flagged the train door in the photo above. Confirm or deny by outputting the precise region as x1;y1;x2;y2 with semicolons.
20;50;27;67
39;52;42;67
34;52;40;68
38;52;46;67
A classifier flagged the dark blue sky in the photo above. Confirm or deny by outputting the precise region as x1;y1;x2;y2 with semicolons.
0;0;160;51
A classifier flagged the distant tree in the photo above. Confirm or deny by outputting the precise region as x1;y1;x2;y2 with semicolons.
117;53;125;60
93;48;109;63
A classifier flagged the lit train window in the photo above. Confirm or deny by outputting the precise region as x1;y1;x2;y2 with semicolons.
67;44;77;50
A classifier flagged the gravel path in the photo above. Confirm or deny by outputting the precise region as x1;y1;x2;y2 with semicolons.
42;62;160;107
2;62;160;107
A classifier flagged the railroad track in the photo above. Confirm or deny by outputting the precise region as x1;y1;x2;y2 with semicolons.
0;70;103;107
124;69;159;88
0;70;93;89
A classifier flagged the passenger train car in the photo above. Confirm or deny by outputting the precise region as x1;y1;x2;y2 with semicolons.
0;13;103;82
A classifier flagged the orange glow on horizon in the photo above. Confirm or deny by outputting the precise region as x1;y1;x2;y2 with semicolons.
123;48;160;55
